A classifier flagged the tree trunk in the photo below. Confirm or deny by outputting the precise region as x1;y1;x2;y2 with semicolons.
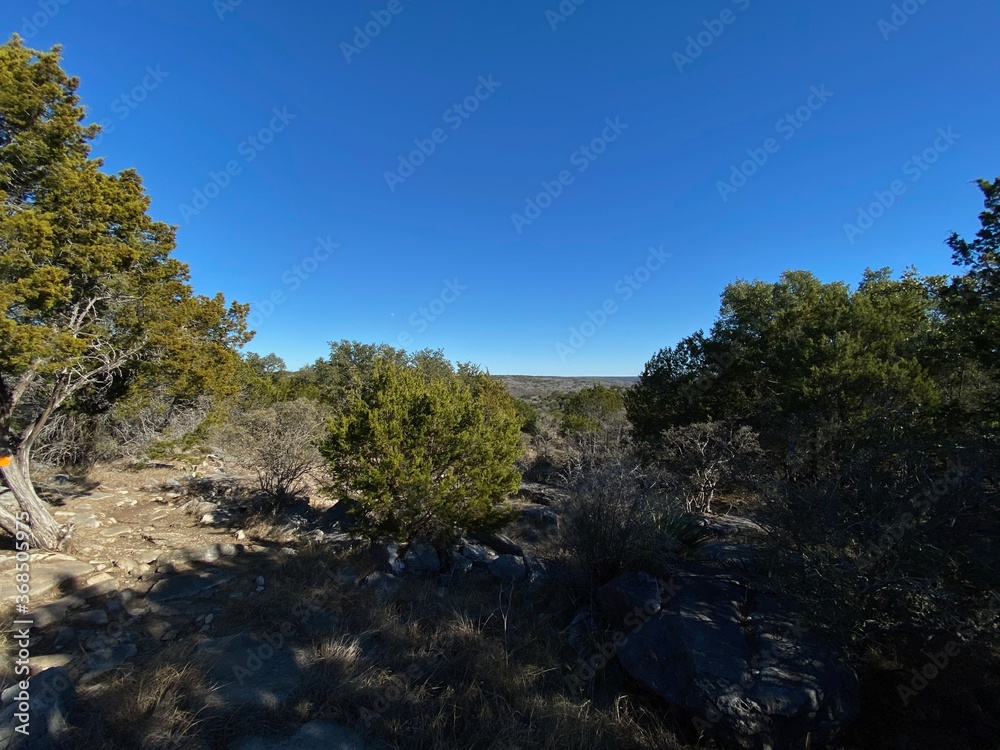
0;448;64;550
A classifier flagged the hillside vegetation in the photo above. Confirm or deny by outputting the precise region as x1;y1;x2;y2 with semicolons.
1;36;998;750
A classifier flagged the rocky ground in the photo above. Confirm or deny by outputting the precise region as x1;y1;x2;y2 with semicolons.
0;462;863;750
0;464;587;749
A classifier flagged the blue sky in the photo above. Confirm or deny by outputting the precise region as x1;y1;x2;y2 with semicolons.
3;0;997;375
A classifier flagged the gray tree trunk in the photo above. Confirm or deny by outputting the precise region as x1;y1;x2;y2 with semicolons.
0;448;65;549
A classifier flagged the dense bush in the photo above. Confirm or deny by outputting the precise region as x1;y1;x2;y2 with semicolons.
321;356;521;549
33;388;216;470
511;397;540;434
624;177;1000;675
559;383;625;434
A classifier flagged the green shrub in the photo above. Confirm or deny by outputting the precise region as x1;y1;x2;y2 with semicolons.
559;384;625;434
321;357;521;549
512;397;540;434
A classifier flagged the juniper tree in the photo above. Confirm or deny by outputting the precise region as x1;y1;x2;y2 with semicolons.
0;37;249;548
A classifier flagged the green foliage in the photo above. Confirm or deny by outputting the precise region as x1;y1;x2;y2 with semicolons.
650;509;714;550
558;383;625;433
0;36;249;545
628;268;942;472
321;355;521;549
626;177;1000;675
511;397;539;434
938;177;1000;433
944;177;1000;367
309;340;450;411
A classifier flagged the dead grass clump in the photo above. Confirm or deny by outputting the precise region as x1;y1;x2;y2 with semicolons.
70;647;215;750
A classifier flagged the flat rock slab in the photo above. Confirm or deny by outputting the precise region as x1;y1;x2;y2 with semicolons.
198;634;300;709
0;559;94;602
605;565;859;750
99;525;133;538
147;570;235;603
81;644;138;683
0;667;76;749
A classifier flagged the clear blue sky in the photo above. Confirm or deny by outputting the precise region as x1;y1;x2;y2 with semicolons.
3;0;997;375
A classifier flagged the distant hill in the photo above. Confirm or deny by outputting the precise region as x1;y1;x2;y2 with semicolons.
494;375;637;402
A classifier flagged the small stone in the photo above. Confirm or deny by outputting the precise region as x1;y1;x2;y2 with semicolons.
255;576;265;587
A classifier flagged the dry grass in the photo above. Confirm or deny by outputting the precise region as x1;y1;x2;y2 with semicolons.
45;541;686;750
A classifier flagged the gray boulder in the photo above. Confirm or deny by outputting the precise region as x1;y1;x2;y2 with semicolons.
466;532;522;556
597;570;662;624
0;667;76;749
520;506;559;528
603;566;858;749
458;542;497;565
401;541;440;575
487;554;526;581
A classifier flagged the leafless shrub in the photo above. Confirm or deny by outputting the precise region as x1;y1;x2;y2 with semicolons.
220;398;329;509
32;391;214;469
656;420;761;513
558;425;707;585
